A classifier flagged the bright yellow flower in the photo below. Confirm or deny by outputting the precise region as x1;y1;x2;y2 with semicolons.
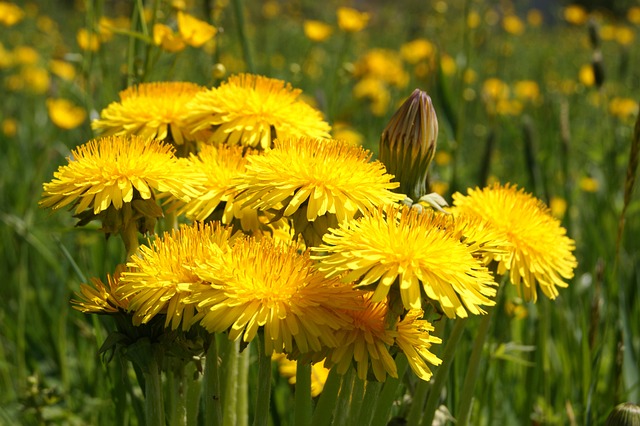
400;39;436;65
117;223;235;330
579;64;595;86
440;54;456;76
579;176;599;192
615;26;635;46
77;28;100;51
564;4;588;25
395;309;442;381
353;77;391;116
549;196;567;219
0;1;24;26
451;183;577;301
186;74;331;149
235;137;403;246
467;11;481;29
303;20;333;42
153;23;187;52
628;7;640;25
314;204;499;317
20;66;50;94
337;6;369;33
46;98;87;129
609;97;639;120
13;46;39;65
275;356;330;397
482;78;510;102
514;80;541;103
40;135;204;215
189;237;361;354
177;11;217;47
354;49;409;88
72;265;130;314
502;15;525;35
49;59;76;81
98;16;116;42
92;82;206;147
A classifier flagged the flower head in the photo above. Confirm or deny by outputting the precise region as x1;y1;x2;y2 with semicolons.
177;11;217;47
92;82;206;148
275;355;330;397
235;137;403;245
46;98;87;129
314;204;498;317
188;237;361;354
40;135;203;215
185;74;331;150
337;7;369;33
303;20;333;42
72;265;129;314
395;309;442;381
153;23;186;52
117;223;235;330
451;183;577;301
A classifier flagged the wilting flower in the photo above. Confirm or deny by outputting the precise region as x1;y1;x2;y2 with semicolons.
395;309;442;381
235;137;403;246
336;7;369;33
188;237;362;354
275;355;330;397
303;20;333;42
72;265;129;314
314;204;498;317
117;223;235;330
379;88;438;201
177;11;217;47
186;74;331;149
153;23;186;52
46;98;87;129
92;82;206;149
40;135;203;215
451;183;577;301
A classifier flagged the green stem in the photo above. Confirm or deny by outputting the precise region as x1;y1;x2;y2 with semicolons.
348;375;366;426
231;0;255;73
294;361;312;426
167;363;187;426
203;336;222;425
253;334;272;426
370;354;409;426
333;367;355;423
223;340;240;426
456;308;496;426
421;317;468;426
144;353;165;426
355;380;382;426
310;368;342;426
237;345;250;426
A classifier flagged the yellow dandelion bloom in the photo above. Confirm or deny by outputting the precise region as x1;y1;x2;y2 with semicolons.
395;309;442;381
440;54;457;76
337;7;369;33
235;137;403;245
514;80;540;103
189;237;361;354
579;176;599;192
185;74;331;150
92;82;206;147
629;7;640;25
177;11;217;47
49;59;76;81
467;11;481;29
13;46;39;65
40;135;204;215
564;4;588;25
549;197;568;219
502;15;525;35
177;144;258;230
72;265;129;314
323;293;397;382
609;97;639;120
274;355;330;397
615;26;634;45
400;39;436;65
451;183;577;301
578;64;595;86
77;28;100;51
354;49;409;88
46;98;87;130
314;205;498;317
117;223;235;330
0;2;24;26
303;20;333;42
353;77;391;116
153;23;186;52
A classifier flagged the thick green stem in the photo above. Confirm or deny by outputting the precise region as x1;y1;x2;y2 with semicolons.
144;354;165;426
237;345;250;426
421;317;468;426
223;340;240;426
294;362;312;426
231;0;255;73
203;337;222;425
456;308;496;426
370;355;409;426
253;334;272;426
167;363;187;426
355;380;382;426
310;368;342;426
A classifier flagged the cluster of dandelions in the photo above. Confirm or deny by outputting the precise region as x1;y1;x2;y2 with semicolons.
40;74;577;397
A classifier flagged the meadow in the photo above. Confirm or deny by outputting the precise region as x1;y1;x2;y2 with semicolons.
1;0;639;425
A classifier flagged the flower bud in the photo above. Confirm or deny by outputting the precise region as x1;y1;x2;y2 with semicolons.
379;89;438;202
605;402;640;426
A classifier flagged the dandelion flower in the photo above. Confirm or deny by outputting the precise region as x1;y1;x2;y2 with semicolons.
314;204;498;317
451;183;577;301
72;265;129;314
177;11;217;47
153;23;186;52
185;74;331;150
92;82;206;148
275;355;330;397
40;135;203;215
117;223;235;330
337;7;369;33
46;98;87;129
236;137;403;245
395;309;442;381
189;237;361;354
303;20;333;42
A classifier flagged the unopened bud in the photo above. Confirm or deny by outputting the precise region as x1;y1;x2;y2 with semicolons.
379;89;438;202
605;402;640;426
